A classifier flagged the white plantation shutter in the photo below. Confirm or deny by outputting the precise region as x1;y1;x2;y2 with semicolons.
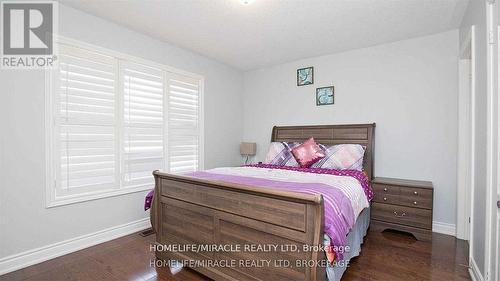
49;39;203;205
167;73;202;174
122;62;165;188
56;44;118;196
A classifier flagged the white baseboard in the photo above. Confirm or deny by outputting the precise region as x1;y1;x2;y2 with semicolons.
432;221;456;236
0;218;150;275
469;256;484;281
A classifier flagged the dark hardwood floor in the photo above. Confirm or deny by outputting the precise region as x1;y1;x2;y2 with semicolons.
0;229;470;281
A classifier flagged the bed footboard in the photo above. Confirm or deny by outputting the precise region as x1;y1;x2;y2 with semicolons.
151;170;326;281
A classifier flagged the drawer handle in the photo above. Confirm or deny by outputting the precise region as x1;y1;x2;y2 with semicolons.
413;201;418;205
383;197;387;201
393;211;406;218
414;191;418;195
383;188;388;192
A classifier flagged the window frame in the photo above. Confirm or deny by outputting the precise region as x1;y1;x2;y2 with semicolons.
45;36;204;208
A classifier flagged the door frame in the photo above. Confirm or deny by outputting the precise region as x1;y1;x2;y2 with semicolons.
485;0;498;279
457;26;476;246
495;25;499;281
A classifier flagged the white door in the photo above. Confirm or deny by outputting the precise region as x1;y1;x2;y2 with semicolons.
496;26;500;281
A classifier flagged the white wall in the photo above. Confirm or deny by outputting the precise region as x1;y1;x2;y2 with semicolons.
0;4;243;261
460;0;487;277
242;30;459;226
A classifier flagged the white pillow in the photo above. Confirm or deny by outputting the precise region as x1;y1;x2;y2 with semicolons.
263;142;300;166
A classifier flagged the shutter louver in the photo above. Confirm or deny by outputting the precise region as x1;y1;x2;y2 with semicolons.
123;62;165;187
58;44;117;194
167;73;201;174
50;40;203;205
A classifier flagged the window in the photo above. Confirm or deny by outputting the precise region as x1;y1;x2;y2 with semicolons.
167;73;201;173
46;38;203;207
122;62;165;188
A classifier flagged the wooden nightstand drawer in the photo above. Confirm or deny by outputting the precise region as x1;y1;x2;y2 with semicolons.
373;193;399;205
371;202;432;230
372;183;399;196
400;187;433;209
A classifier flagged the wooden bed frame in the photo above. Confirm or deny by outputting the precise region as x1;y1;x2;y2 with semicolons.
151;123;375;281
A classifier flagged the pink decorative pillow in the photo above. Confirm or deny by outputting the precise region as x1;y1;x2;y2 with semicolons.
291;137;326;167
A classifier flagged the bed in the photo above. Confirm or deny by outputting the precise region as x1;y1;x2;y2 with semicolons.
150;123;375;281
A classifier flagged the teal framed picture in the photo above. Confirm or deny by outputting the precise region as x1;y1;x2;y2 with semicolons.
297;66;313;86
316;86;334;106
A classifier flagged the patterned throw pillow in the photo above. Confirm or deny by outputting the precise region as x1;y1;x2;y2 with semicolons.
263;142;300;166
291;137;326;168
311;144;365;171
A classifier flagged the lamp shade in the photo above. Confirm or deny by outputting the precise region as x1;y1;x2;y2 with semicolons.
240;142;256;156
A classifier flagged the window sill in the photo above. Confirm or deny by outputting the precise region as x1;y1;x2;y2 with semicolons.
46;185;153;208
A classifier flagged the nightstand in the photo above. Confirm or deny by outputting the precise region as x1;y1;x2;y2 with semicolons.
370;177;434;241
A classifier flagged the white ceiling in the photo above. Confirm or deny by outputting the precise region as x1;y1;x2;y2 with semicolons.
61;0;469;71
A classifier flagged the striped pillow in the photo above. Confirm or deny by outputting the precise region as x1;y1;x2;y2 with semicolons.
263;142;300;166
311;144;365;171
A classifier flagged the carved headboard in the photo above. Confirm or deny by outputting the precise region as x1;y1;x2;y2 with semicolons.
271;123;376;180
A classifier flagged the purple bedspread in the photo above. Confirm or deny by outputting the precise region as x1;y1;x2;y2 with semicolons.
185;165;372;260
246;164;374;201
144;190;154;211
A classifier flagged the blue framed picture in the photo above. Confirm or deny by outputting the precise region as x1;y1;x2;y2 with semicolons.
316;86;334;106
297;66;313;86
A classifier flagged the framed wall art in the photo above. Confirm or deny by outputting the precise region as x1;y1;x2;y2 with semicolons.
316;86;334;106
297;66;313;86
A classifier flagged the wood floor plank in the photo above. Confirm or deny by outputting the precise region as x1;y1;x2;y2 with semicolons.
0;228;470;281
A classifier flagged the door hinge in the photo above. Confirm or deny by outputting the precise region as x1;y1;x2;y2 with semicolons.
468;217;471;223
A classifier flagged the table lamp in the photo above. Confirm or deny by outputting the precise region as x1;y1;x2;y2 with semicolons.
240;142;256;165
